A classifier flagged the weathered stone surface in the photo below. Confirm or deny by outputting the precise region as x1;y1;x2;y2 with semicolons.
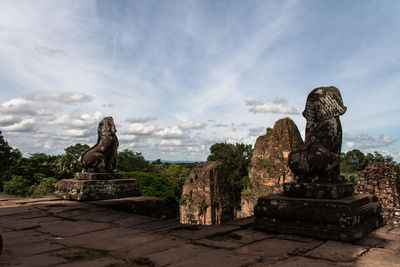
254;87;381;241
356;162;400;224
37;219;112;238
180;161;233;225
255;194;380;226
145;244;261;267
254;194;381;241
75;172;122;180
354;248;400;267
90;196;165;217
235;238;311;264
270;256;343;267
170;224;241;240
54;179;140;201
284;182;354;199
306;240;366;262
0;194;397;266
241;118;303;217
289;86;347;185
193;229;272;249
80;116;119;173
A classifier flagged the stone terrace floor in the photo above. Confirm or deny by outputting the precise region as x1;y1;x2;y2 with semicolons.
0;194;399;267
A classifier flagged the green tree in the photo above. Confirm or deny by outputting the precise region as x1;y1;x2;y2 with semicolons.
56;143;89;179
0;131;22;190
117;149;153;172
3;175;31;196
121;171;178;218
207;142;253;214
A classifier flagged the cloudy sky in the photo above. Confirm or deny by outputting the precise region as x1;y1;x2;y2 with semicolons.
1;0;399;161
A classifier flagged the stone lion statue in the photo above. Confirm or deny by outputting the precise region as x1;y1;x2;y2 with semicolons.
80;116;119;173
288;86;346;184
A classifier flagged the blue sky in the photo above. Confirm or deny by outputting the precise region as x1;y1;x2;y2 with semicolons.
0;0;399;161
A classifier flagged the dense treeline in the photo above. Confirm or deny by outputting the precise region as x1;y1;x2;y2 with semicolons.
1;130;400;219
340;149;400;184
0;131;197;218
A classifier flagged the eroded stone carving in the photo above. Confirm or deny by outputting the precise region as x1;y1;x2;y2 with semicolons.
254;86;382;241
80;116;119;173
288;86;347;184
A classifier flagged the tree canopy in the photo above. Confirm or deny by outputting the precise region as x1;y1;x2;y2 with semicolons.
207;142;253;212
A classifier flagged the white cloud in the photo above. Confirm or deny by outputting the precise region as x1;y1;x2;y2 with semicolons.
2;118;36;132
125;123;157;135
213;123;229;128
0;115;20;127
25;91;93;103
118;134;137;142
344;133;395;149
246;99;299;114
0;98;52;116
160;139;182;146
125;116;157;123
64;129;90;137
47;111;103;128
179;121;206;129
248;127;265;137
155;126;187;139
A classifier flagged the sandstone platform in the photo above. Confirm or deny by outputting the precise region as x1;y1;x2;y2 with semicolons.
1;194;399;266
254;193;382;242
54;178;140;201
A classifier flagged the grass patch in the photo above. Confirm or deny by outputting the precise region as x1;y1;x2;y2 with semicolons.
61;208;88;214
54;248;112;262
208;233;242;242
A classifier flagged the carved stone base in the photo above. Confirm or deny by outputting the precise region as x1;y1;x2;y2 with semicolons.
74;172;122;180
284;182;354;199
254;194;382;241
54;179;140;201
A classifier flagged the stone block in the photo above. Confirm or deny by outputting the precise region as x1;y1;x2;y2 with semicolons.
90;196;165;218
283;182;354;199
254;193;382;241
54;179;140;201
74;172;122;180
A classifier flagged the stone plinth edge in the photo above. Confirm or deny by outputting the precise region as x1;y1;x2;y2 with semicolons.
54;179;140;201
284;182;354;199
254;193;383;241
74;172;123;180
90;196;165;218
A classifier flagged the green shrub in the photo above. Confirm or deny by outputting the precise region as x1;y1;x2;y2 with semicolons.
121;171;179;218
3;175;31;196
29;177;57;197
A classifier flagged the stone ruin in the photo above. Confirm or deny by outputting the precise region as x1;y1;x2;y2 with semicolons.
180;161;233;225
54;116;141;201
254;86;382;241
356;162;400;224
240;118;303;217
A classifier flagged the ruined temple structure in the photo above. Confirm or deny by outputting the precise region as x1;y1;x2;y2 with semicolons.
54;117;141;201
180;161;233;225
357;162;400;224
240;118;303;217
254;86;382;241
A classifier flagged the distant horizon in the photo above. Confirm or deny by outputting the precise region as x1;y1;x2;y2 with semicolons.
1;1;399;161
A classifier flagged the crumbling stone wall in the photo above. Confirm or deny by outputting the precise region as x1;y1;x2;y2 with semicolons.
356;162;400;224
240;118;303;217
180;161;233;225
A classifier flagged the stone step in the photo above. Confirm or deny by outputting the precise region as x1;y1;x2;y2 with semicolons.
89;196;165;218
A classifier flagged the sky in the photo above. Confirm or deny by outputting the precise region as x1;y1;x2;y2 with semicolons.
0;0;400;161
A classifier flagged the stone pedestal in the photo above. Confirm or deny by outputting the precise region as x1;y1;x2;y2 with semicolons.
283;182;354;199
54;176;141;201
254;192;382;241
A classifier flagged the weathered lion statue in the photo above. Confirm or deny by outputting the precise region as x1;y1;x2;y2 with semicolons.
288;86;347;184
80;116;119;173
